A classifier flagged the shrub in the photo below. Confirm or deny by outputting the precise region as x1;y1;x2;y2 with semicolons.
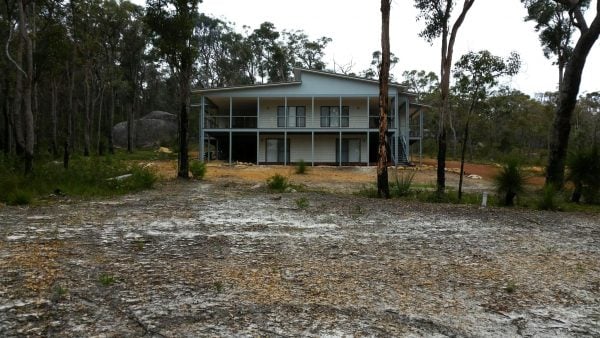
537;184;560;211
567;147;600;204
189;160;207;180
267;174;289;192
295;197;309;209
295;160;308;174
10;191;32;206
392;171;415;197
494;158;526;206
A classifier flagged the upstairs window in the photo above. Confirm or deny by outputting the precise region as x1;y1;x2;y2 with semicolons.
277;106;306;127
320;106;349;127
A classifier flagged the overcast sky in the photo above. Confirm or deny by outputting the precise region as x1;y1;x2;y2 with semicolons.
195;0;599;96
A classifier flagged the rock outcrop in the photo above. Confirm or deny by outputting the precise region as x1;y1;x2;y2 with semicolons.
112;111;177;149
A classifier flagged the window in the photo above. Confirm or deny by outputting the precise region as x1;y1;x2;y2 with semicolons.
277;106;306;127
320;106;349;127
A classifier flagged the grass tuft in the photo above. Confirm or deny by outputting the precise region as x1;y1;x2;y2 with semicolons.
189;160;207;180
267;174;289;192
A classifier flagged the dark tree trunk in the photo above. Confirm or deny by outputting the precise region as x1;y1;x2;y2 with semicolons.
377;0;391;198
83;68;91;156
51;79;58;156
546;10;600;187
177;77;190;179
2;77;11;155
127;101;134;153
108;85;115;154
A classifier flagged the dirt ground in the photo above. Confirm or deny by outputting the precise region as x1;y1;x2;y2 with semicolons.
149;159;507;194
1;165;599;337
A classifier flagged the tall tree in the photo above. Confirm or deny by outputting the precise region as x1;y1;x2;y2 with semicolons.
453;50;520;200
522;0;600;187
414;0;476;195
378;0;391;198
146;0;201;179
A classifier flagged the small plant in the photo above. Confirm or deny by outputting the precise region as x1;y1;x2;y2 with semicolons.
295;160;308;174
537;184;560;211
213;281;224;293
392;171;415;197
504;281;517;293
355;185;379;198
51;284;68;301
133;239;145;251
9;191;32;206
267;174;289;192
189;160;207;180
295;197;309;209
99;274;116;286
494;158;526;206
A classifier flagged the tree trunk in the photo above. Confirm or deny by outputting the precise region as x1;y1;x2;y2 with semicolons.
546;10;600;187
436;0;475;195
377;0;391;198
177;74;190;179
458;119;470;201
108;83;115;154
19;0;34;174
51;79;58;156
83;68;91;156
13;30;25;155
2;77;11;155
127;101;134;153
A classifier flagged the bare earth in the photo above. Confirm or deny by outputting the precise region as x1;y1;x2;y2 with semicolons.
1;164;599;337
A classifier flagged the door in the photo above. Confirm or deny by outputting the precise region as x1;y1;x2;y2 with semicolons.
266;138;290;163
348;139;361;162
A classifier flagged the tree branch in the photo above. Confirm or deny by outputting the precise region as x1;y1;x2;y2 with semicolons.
5;24;28;78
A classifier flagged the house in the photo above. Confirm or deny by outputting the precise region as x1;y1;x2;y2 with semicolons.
193;68;425;166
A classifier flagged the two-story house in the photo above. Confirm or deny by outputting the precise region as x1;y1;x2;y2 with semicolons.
193;68;425;166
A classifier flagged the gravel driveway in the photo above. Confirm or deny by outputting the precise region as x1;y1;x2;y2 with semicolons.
1;180;599;337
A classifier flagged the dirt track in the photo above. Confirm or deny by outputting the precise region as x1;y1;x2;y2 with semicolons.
1;177;599;337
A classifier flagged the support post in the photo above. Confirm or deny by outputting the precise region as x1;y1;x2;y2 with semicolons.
256;131;260;165
366;131;370;166
339;131;342;166
284;131;287;166
229;131;232;165
311;131;315;166
200;96;205;161
420;110;424;166
311;97;315;128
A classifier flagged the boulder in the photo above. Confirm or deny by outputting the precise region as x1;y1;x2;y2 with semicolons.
112;111;177;149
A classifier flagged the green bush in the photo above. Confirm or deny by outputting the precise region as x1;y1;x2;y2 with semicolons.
494;158;526;206
0;155;157;204
267;174;289;192
537;185;560;211
295;160;308;174
295;197;309;209
392;171;415;197
189;160;207;180
567;147;600;204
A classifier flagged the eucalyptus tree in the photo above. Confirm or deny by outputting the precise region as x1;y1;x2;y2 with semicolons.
361;51;399;80
522;0;600;187
378;0;392;199
453;50;520;200
401;69;439;102
414;0;476;195
146;0;201;179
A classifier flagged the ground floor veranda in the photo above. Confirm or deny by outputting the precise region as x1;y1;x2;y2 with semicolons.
200;130;422;166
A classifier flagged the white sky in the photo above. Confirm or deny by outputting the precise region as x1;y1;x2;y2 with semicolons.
196;0;599;96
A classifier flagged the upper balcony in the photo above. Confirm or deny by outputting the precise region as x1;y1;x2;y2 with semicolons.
201;96;401;130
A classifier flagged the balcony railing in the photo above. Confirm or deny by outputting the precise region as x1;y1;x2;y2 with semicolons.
205;116;257;129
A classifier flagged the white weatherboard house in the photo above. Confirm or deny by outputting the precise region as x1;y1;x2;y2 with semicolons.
194;68;425;166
